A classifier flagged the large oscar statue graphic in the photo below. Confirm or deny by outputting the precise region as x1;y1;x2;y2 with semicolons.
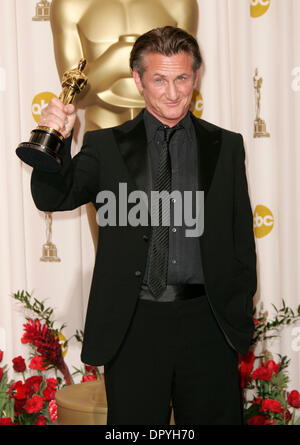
50;0;199;250
16;58;88;173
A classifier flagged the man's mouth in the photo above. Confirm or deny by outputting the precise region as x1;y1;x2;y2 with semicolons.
165;100;181;107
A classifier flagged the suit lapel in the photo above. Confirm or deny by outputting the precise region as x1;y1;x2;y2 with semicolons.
112;110;150;197
191;114;222;202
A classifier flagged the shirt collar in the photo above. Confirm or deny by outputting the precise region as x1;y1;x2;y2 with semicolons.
143;108;194;143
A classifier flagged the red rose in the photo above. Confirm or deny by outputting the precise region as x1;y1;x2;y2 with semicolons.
25;394;44;414
251;359;281;382
260;398;282;413
48;400;57;422
36;415;47;425
85;365;97;375
251;366;273;382
25;376;43;397
287;390;300;408
82;374;97;383
12;356;26;373
263;360;281;374
46;378;58;389
43;386;56;402
8;381;27;400
0;418;16;425
281;408;292;423
248;415;267;425
252;397;262;405
29;355;48;371
0;350;3;363
238;351;255;389
265;418;276;425
42;378;58;401
14;399;26;416
0;368;3;382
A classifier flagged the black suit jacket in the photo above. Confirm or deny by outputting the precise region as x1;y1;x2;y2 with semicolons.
31;110;257;365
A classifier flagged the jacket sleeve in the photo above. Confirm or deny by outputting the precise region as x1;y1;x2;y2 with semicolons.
30;131;99;212
233;135;257;306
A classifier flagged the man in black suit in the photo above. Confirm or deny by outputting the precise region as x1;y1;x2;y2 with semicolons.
31;26;256;425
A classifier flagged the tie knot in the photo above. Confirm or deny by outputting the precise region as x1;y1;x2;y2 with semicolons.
161;124;182;143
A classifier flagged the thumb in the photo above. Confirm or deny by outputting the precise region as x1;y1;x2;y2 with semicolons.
64;104;75;115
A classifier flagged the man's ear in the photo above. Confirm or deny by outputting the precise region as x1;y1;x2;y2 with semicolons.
132;69;144;94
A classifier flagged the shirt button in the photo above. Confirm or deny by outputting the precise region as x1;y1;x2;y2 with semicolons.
172;227;177;233
135;270;141;277
171;198;176;203
171;259;177;265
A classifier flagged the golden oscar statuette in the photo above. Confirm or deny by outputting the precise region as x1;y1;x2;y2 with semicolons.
40;212;60;262
16;58;88;173
32;0;51;21
253;68;270;138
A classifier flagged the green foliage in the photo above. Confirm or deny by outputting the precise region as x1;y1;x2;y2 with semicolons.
0;366;15;421
251;299;300;345
13;290;66;331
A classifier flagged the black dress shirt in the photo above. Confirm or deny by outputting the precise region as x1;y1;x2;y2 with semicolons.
139;109;204;301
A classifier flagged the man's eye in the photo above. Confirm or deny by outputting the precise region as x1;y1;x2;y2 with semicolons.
155;78;162;83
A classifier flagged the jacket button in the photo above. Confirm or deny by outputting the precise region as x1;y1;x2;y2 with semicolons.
135;270;141;277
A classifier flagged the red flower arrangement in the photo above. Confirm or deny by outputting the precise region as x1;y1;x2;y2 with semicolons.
0;291;103;425
239;301;300;425
0;349;58;425
239;354;300;425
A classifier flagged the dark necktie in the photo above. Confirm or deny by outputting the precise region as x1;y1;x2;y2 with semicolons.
147;125;179;298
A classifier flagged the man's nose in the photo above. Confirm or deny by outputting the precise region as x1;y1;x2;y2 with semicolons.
166;81;178;100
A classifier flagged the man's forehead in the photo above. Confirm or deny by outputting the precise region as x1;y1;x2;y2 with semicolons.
143;51;194;72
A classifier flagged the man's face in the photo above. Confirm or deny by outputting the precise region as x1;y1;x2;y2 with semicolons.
133;51;199;127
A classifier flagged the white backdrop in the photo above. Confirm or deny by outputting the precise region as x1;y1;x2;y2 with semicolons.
1;0;300;391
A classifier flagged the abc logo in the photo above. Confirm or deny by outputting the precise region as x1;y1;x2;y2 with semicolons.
190;90;203;118
253;205;274;238
250;0;271;18
32;91;57;123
